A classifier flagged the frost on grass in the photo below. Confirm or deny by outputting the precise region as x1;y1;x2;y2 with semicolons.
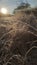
0;11;37;65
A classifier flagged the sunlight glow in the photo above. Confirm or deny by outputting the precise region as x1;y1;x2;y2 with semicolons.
1;8;7;14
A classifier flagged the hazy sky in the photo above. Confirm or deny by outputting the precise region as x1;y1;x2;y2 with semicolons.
0;0;37;14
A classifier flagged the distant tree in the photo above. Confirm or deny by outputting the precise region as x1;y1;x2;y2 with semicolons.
25;3;30;8
13;2;30;14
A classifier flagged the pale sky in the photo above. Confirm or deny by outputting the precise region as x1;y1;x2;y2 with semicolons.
0;0;37;14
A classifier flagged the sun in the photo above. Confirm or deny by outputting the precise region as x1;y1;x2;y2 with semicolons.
1;8;7;14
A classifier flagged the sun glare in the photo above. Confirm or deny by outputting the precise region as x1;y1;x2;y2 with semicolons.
1;8;7;14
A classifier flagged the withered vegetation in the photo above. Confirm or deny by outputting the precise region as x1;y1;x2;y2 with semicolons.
0;8;37;65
